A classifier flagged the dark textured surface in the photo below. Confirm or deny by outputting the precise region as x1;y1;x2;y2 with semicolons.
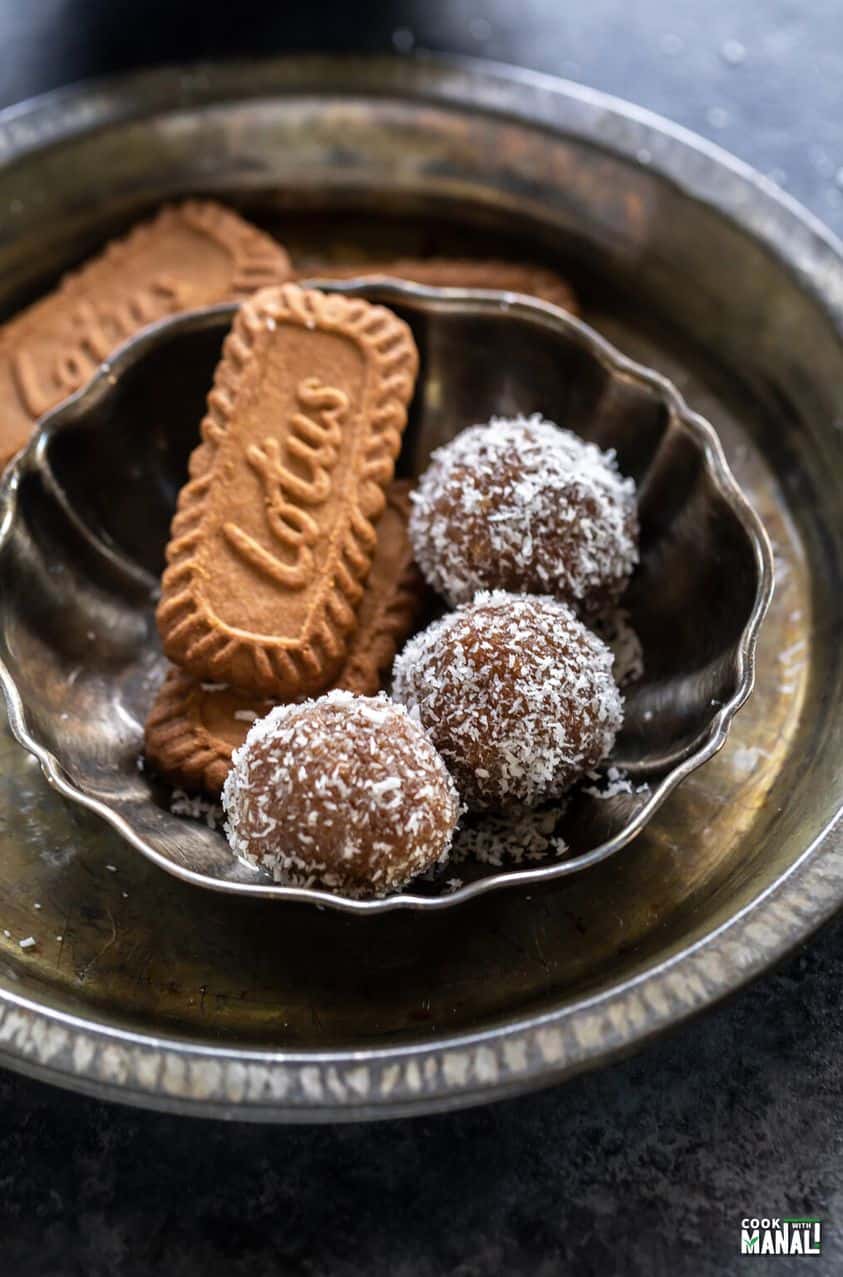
2;2;842;1273
3;917;843;1276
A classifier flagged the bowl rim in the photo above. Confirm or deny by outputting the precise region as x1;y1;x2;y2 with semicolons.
0;283;775;913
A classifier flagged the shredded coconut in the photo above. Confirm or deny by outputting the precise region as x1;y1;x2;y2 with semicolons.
409;414;638;611
454;805;569;865
592;607;644;686
582;765;650;799
222;690;462;898
169;788;223;829
392;591;623;809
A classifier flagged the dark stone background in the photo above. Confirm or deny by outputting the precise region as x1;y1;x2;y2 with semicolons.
1;3;842;1274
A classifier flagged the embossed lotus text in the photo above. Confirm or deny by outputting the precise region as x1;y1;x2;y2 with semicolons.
222;378;348;588
12;276;186;416
0;200;292;464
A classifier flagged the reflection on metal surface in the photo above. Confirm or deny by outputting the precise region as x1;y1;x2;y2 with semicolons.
0;57;837;1119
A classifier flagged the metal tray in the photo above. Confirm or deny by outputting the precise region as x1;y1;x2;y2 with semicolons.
0;55;839;1120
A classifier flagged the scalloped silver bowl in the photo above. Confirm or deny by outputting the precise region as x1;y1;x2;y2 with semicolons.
0;280;773;913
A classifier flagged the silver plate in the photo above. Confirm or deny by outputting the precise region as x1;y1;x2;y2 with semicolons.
0;56;839;1120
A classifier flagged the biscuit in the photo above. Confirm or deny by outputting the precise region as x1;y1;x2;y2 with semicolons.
0;200;292;465
144;669;273;797
335;478;427;696
303;257;579;315
146;480;427;793
157;284;419;698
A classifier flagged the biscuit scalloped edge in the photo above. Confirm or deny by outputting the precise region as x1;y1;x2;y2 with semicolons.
144;668;233;796
0;200;292;350
88;200;293;300
156;284;419;697
169;200;293;296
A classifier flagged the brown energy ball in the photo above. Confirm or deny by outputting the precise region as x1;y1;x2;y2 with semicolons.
221;690;461;897
409;414;638;613
392;591;623;809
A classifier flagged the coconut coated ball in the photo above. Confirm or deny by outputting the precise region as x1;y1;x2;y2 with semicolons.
409;414;638;613
222;690;461;897
392;591;623;809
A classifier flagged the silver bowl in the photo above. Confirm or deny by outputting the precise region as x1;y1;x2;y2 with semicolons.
0;280;773;913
